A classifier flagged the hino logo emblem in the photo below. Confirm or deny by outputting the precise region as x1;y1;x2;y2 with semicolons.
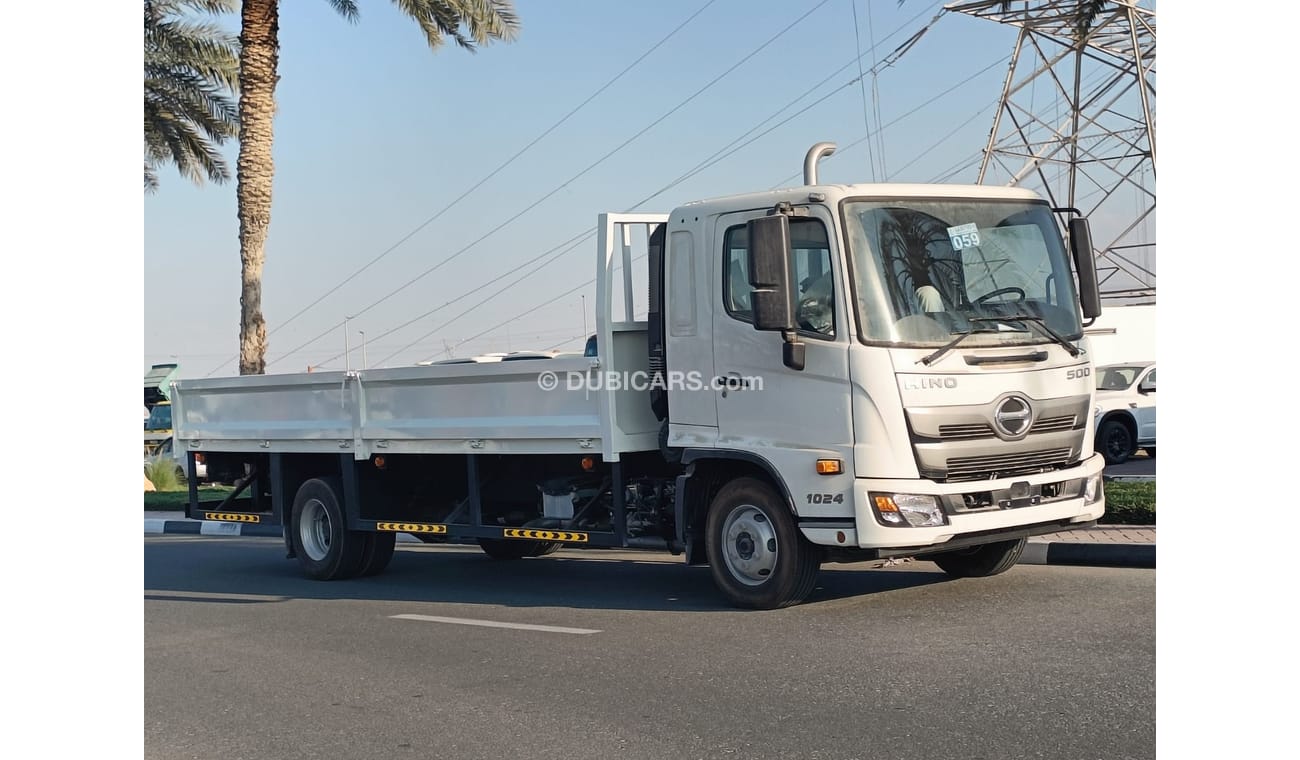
993;395;1033;439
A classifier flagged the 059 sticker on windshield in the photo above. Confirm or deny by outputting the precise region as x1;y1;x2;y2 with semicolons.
947;223;980;250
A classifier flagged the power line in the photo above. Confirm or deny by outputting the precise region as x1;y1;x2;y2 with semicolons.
256;0;838;374
372;228;598;366
849;0;876;181
865;0;889;179
769;50;1009;188
325;5;951;368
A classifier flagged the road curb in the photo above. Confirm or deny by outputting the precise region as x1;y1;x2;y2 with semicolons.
1021;540;1155;568
145;521;1155;567
144;519;424;542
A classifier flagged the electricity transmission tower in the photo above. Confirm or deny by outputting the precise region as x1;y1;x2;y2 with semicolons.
950;0;1155;301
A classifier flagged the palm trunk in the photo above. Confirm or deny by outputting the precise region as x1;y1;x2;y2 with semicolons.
236;0;279;375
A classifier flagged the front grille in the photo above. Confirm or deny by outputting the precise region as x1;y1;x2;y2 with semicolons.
943;447;1075;482
935;414;1078;441
1030;414;1077;433
937;422;993;440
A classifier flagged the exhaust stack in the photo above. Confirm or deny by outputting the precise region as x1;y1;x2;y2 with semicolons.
803;142;837;185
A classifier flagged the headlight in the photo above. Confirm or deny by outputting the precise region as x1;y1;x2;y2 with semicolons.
871;493;947;527
1084;474;1103;505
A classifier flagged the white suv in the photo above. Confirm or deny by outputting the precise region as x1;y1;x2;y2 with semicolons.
1093;361;1156;464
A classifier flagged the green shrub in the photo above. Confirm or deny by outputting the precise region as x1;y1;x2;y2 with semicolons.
1100;480;1155;525
144;456;184;492
144;486;235;511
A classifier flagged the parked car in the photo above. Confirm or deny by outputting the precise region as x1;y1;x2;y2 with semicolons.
1093;361;1156;464
147;436;207;482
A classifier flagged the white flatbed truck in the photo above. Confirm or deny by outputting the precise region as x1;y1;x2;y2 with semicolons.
174;143;1107;609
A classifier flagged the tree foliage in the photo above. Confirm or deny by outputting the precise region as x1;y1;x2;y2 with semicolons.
144;0;240;192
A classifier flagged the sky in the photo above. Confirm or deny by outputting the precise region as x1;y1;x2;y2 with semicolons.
144;0;1154;379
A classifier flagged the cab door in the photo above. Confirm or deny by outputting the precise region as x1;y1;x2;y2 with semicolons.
710;206;854;507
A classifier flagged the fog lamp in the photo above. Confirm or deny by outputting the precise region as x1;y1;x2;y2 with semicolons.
1084;474;1103;505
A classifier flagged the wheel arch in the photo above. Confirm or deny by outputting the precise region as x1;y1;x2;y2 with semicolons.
1098;410;1137;437
674;449;796;564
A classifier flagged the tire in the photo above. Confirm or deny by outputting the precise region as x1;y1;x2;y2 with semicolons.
930;538;1026;578
357;531;397;577
1095;418;1135;465
290;477;367;580
1143;447;1156;458
529;541;562;557
478;538;544;560
705;477;821;609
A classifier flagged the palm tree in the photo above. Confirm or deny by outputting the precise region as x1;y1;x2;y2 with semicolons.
235;0;520;375
144;0;240;192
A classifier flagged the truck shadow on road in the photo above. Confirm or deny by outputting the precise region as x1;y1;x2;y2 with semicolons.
145;538;951;612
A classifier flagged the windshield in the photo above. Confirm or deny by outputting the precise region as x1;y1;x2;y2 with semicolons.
1097;365;1144;391
146;404;172;430
843;199;1082;347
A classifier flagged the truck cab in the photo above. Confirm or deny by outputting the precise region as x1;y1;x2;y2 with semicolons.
650;147;1106;588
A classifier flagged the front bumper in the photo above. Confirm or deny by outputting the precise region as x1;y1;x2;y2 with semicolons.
799;454;1105;550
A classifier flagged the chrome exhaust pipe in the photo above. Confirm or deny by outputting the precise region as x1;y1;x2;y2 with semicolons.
803;142;837;185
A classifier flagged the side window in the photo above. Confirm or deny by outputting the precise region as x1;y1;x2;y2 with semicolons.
723;218;835;337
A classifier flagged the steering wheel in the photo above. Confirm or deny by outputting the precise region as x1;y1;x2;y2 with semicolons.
974;286;1026;306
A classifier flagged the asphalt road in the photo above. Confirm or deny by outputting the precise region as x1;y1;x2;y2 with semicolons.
1104;449;1155;478
146;536;1154;760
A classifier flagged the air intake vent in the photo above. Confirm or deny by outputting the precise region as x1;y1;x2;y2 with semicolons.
942;448;1075;482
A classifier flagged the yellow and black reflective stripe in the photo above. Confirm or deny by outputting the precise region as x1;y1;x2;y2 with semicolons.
503;528;588;543
376;522;447;534
205;512;261;523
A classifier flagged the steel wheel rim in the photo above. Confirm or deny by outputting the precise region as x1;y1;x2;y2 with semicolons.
721;504;778;587
300;498;331;561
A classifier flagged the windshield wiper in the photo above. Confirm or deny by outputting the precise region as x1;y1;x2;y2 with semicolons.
968;315;1081;357
918;327;997;366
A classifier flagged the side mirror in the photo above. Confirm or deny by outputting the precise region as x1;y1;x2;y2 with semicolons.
1138;377;1156;394
1068;217;1102;319
747;215;796;331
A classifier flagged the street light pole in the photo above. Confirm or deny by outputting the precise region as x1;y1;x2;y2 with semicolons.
343;315;353;371
360;330;368;369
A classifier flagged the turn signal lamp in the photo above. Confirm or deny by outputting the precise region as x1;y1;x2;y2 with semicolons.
815;459;843;475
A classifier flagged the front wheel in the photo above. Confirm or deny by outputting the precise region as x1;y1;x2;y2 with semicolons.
930;538;1026;578
1096;418;1135;465
705;477;821;609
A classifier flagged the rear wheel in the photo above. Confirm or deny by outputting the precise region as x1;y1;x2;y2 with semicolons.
478;538;546;560
358;531;397;577
290;477;367;580
1096;418;1135;465
930;538;1026;578
705;477;821;609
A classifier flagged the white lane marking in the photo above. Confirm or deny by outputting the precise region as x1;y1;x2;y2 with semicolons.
390;614;601;635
